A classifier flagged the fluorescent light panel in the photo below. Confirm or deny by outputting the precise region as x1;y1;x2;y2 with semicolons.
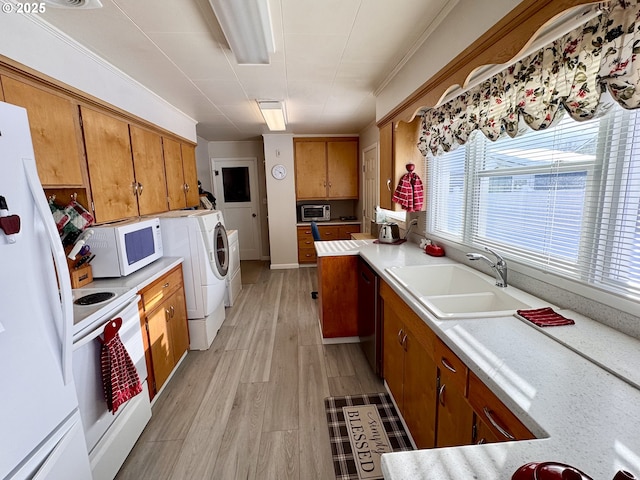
208;0;275;65
258;101;287;131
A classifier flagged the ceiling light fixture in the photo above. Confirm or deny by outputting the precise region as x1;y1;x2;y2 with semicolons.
43;0;102;8
208;0;275;65
258;101;287;131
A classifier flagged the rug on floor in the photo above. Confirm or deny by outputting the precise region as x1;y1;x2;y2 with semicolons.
240;260;264;284
324;393;413;480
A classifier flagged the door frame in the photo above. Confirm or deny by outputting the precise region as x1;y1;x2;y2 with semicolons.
210;157;262;260
362;142;379;234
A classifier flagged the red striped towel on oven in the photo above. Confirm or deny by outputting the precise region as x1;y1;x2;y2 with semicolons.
516;307;575;327
392;172;424;212
100;333;142;414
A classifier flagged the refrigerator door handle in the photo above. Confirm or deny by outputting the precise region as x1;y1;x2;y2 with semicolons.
23;158;74;385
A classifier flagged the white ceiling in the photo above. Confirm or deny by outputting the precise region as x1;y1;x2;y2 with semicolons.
38;0;453;141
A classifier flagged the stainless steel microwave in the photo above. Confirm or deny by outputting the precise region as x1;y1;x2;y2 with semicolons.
300;204;330;222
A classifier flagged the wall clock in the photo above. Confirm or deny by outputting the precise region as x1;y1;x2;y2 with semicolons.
271;164;287;180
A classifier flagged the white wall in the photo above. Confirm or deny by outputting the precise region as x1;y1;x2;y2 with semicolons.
376;0;524;120
0;13;196;141
205;140;270;259
263;134;298;269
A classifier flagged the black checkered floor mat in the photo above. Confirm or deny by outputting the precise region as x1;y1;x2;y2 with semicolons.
324;393;413;480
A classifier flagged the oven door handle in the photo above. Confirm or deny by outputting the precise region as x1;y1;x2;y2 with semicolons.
73;295;140;350
23;158;74;385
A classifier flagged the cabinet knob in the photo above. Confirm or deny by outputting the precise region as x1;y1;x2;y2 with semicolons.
165;309;170;321
137;182;143;196
438;384;446;406
131;181;138;196
386;178;392;191
170;305;175;318
163;282;170;288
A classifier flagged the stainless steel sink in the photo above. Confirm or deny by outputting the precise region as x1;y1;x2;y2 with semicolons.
385;264;547;319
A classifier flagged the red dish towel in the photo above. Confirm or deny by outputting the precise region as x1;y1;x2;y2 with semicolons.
516;307;575;327
392;172;424;212
100;333;142;414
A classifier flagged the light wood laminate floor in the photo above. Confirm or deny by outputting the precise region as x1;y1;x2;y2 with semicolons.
116;265;385;480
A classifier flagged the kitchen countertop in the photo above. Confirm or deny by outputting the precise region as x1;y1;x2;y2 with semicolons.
320;240;640;479
296;219;361;226
81;256;183;292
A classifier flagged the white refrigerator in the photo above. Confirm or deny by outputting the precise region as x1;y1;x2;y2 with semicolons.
0;102;92;479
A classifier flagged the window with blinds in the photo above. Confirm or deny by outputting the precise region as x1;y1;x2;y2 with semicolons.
428;103;640;299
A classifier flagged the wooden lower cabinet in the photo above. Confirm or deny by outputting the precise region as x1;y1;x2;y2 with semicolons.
297;223;361;264
317;255;358;337
139;265;189;400
381;279;533;450
381;280;437;449
468;371;535;443
435;338;474;447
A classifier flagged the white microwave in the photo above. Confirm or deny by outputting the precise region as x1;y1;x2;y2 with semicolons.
301;204;330;222
89;217;163;277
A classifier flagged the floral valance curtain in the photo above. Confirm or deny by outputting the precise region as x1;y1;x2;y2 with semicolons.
418;0;640;157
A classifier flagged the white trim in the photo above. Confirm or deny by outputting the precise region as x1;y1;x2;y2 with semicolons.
374;0;460;96
321;336;360;345
10;10;197;139
270;263;299;270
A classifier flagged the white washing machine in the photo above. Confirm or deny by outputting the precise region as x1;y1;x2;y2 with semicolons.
157;210;229;350
225;229;242;307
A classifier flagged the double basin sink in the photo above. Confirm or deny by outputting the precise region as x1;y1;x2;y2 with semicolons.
385;263;547;319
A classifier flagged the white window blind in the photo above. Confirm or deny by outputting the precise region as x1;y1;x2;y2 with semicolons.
428;104;640;299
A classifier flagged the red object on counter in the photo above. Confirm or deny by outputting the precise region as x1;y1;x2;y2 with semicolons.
516;307;575;327
512;462;593;480
425;243;445;256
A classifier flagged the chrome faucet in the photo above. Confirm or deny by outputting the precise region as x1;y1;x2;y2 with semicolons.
466;247;508;287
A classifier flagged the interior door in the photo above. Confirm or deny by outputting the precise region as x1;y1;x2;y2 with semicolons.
212;157;261;260
362;143;378;234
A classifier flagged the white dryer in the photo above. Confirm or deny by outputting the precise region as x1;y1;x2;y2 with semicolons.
157;210;229;350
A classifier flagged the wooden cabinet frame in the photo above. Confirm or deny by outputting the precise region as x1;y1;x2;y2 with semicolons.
294;137;359;200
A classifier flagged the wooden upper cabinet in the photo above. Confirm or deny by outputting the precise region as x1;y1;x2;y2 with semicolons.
379;123;393;210
181;143;199;207
327;140;358;198
163;138;198;210
1;75;85;187
129;125;168;215
163;137;186;210
294;137;359;200
378;119;422;211
295;140;327;199
81;107;138;222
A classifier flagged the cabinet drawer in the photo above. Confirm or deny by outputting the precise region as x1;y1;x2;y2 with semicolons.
468;371;535;441
318;225;340;240
339;224;360;239
298;247;317;263
141;265;183;311
298;237;315;249
435;338;468;394
297;226;314;240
